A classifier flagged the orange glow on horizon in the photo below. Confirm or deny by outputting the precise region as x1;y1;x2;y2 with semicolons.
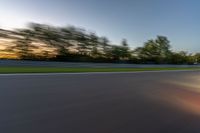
0;51;18;59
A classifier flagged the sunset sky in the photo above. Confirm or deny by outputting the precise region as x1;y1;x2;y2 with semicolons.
0;0;200;52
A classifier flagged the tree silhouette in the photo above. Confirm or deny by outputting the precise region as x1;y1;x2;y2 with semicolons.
0;22;198;64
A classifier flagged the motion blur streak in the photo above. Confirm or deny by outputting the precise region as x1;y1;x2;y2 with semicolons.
160;76;200;116
1;71;200;133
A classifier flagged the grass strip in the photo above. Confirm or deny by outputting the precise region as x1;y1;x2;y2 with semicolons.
0;67;200;74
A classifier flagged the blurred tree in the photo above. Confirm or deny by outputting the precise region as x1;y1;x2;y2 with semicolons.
186;54;196;64
29;23;70;58
90;33;100;57
134;36;172;63
110;40;130;61
99;36;111;57
194;53;200;64
0;22;199;64
76;30;90;55
155;36;171;63
122;39;128;47
169;51;188;64
120;39;131;59
8;29;38;59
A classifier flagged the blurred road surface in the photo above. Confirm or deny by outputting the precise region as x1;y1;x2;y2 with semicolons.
1;71;200;133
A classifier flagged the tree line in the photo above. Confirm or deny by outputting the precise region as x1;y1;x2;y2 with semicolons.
0;22;200;64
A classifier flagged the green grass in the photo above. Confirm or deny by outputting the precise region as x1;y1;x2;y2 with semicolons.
0;67;200;74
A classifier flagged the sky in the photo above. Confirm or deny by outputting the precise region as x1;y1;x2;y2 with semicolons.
0;0;200;52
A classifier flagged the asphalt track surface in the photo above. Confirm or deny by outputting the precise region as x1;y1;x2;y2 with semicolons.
1;71;200;133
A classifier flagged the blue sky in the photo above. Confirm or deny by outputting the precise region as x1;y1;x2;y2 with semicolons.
0;0;200;52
